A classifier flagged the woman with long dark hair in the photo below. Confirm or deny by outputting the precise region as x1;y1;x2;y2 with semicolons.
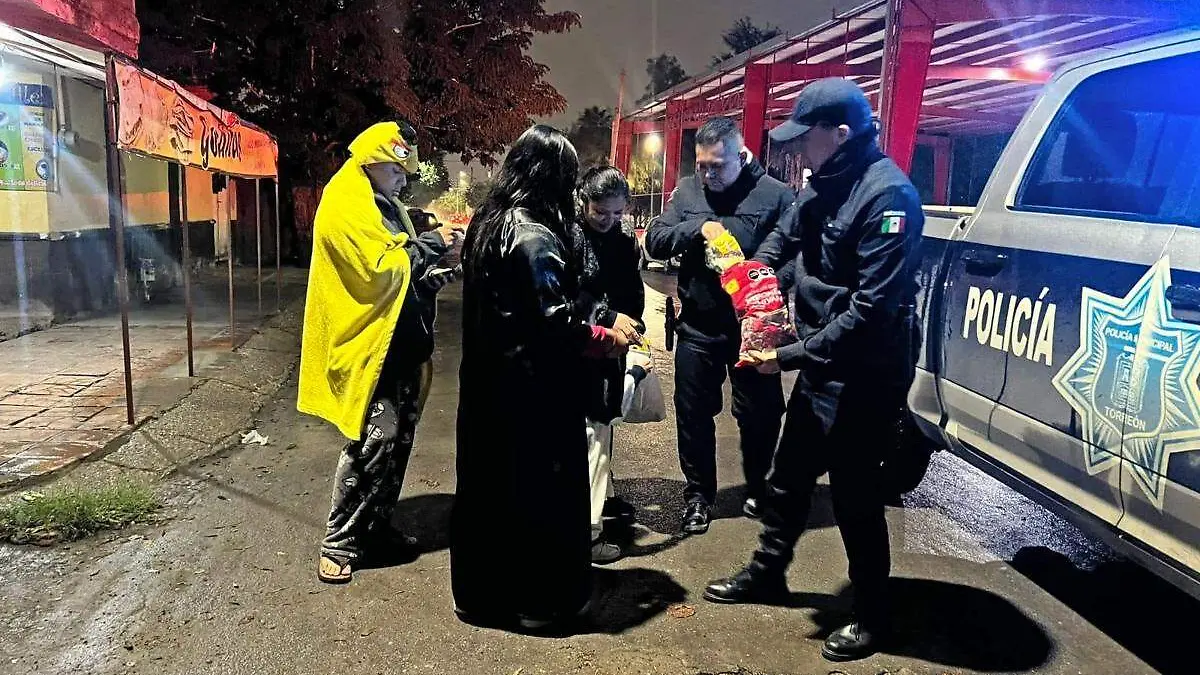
569;166;645;564
451;125;631;632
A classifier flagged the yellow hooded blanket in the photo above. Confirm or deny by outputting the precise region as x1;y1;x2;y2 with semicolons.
297;122;421;440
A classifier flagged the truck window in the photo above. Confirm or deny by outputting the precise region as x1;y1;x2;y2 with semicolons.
1016;51;1200;227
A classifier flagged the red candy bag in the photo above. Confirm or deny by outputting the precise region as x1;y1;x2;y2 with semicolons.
719;260;796;364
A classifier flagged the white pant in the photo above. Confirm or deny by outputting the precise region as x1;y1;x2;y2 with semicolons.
586;420;615;542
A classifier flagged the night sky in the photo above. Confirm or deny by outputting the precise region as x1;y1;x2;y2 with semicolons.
530;0;860;126
448;0;856;176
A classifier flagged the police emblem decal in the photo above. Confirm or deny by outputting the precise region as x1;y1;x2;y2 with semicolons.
1051;257;1200;509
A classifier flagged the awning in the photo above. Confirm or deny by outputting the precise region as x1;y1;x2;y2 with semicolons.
625;0;1200;137
0;20;105;80
0;0;137;58
111;58;279;179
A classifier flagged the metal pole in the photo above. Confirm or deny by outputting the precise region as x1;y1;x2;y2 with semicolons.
274;180;282;312
610;69;626;165
255;178;262;319
227;177;235;348
180;165;194;377
103;56;135;426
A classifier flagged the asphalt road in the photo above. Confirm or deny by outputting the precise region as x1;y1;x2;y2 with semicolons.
1;273;1197;675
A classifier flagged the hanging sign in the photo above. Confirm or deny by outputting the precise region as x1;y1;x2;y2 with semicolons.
112;59;278;178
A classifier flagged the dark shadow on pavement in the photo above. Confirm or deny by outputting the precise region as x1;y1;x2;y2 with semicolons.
799;577;1053;672
1010;546;1200;675
455;567;687;639
354;493;456;571
611;476;837;559
389;492;454;556
583;567;689;635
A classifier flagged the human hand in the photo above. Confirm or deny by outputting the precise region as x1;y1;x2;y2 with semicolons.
700;221;727;242
612;313;644;344
606;328;632;357
436;225;465;247
418;265;459;294
739;349;780;374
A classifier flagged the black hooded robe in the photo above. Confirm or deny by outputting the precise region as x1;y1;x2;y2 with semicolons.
451;209;598;627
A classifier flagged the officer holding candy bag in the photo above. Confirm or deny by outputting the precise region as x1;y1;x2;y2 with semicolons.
644;116;795;536
703;78;924;662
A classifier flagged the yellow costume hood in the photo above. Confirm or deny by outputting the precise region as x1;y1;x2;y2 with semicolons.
297;122;418;440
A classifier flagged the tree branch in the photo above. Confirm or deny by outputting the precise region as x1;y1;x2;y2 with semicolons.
447;22;483;36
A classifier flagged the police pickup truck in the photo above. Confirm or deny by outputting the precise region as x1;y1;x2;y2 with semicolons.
911;31;1200;599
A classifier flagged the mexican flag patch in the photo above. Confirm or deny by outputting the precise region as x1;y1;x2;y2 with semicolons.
881;211;906;235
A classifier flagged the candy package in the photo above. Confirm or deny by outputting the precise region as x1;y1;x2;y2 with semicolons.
704;231;746;275
714;253;796;364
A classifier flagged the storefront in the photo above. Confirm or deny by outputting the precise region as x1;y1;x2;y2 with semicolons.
105;56;281;423
0;4;282;425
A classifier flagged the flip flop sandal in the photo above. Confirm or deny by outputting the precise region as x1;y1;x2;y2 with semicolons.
317;554;353;584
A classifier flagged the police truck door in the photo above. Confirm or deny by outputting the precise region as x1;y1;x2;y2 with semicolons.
989;48;1194;529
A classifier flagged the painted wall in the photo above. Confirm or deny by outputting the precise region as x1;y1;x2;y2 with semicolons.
122;153;169;227
49;76;107;232
185;166;216;221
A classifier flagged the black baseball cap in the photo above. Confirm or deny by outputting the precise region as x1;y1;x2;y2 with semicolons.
769;77;874;143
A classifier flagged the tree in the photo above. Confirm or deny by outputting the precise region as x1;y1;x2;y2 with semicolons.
137;0;580;186
711;17;782;65
431;171;473;223
466;179;493;209
626;153;662;196
566;106;613;171
639;54;688;104
404;155;450;208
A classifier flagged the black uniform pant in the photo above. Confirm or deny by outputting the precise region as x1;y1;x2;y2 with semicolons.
674;334;785;506
750;378;902;627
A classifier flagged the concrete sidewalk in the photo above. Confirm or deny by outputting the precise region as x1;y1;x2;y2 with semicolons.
0;266;308;487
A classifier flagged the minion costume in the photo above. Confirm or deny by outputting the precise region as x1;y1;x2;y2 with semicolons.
300;121;456;583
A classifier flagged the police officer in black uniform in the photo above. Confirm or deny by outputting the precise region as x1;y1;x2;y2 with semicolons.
702;79;924;662
645;117;794;535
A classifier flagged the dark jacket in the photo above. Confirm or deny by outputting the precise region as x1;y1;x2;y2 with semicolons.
753;134;923;387
570;219;646;423
376;193;449;367
644;158;794;342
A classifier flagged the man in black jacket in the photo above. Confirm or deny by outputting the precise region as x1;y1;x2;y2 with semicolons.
645;117;794;535
702;79;924;662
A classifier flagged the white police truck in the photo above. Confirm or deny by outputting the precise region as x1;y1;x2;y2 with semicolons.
911;30;1200;599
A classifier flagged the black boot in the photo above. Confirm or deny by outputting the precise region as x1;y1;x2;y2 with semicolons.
703;566;788;604
821;622;886;662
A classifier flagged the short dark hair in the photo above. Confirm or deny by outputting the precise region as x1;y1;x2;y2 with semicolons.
695;116;743;149
578;165;630;205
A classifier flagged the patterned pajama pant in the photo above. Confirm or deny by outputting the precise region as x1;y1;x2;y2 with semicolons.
321;360;432;562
